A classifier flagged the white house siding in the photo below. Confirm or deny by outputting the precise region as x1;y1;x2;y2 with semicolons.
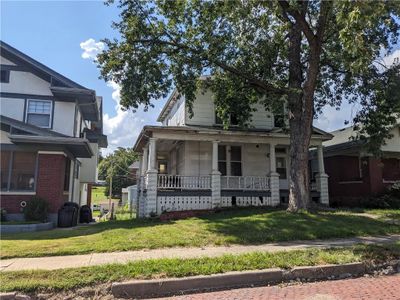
1;56;16;65
183;141;213;176
53;101;76;136
176;143;185;175
1;71;52;96
0;97;25;121
185;91;215;126
241;144;270;176
79;143;99;183
164;96;185;126
0;129;12;144
251;103;274;130
382;126;400;153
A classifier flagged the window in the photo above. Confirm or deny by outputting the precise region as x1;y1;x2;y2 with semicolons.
230;146;242;176
218;145;227;176
0;151;37;192
1;151;11;191
64;159;71;192
215;112;239;126
274;104;285;127
276;157;287;179
0;70;10;83
26;99;52;128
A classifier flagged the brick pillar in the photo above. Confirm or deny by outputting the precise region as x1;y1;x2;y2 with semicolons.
36;154;66;213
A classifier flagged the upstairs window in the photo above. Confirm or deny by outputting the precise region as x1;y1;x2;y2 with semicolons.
0;70;10;83
215;112;239;126
26;99;52;128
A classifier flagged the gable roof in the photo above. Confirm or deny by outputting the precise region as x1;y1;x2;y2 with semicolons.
1;40;86;89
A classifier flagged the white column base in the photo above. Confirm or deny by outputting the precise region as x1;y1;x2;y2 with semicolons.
145;169;158;217
316;173;329;206
269;172;280;206
211;171;221;209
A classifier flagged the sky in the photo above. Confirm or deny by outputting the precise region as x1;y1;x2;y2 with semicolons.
1;1;399;155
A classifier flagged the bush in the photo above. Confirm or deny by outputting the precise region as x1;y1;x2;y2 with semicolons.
0;208;7;222
360;183;400;209
23;197;49;222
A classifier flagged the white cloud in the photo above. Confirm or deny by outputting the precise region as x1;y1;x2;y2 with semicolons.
314;102;361;132
80;38;105;60
80;38;160;156
381;49;400;68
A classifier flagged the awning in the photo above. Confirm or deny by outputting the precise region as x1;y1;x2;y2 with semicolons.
9;135;93;158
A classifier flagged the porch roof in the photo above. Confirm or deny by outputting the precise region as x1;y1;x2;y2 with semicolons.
133;125;333;152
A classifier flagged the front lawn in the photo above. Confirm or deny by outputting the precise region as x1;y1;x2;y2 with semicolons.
1;242;399;293
1;208;399;259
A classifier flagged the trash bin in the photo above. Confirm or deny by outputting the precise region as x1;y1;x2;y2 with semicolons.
79;205;92;223
58;206;76;227
57;202;79;227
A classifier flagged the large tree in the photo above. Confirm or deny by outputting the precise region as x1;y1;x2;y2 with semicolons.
98;0;400;211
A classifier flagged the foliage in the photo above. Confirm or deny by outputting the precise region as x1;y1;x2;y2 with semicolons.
98;0;400;209
23;197;49;223
361;183;400;209
2;208;399;259
0;208;6;222
98;147;138;197
1;242;399;293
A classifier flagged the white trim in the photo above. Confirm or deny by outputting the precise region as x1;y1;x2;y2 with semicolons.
38;151;67;156
383;179;400;184
25;99;53;128
0;192;36;195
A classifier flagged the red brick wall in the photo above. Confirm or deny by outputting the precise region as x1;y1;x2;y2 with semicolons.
1;153;68;214
326;155;396;207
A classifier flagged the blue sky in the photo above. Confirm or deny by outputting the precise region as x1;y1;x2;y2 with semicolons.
1;1;399;154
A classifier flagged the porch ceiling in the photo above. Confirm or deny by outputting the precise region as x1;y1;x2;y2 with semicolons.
134;125;331;152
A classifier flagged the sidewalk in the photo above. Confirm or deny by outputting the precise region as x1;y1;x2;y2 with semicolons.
1;234;399;272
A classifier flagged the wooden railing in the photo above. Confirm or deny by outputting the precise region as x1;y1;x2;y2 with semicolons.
157;175;211;190
221;176;270;190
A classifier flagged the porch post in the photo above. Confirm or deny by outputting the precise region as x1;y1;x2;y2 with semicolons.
316;144;329;206
211;140;221;208
269;143;280;206
146;138;158;217
141;146;149;176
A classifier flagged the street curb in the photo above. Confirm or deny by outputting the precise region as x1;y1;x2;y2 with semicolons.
112;262;367;299
112;268;282;299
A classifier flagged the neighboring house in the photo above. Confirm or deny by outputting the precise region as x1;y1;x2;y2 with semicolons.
133;87;332;218
0;41;107;222
128;161;140;184
315;125;400;207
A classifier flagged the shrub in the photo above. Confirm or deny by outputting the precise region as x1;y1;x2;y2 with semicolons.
0;208;7;222
360;183;400;209
23;197;49;222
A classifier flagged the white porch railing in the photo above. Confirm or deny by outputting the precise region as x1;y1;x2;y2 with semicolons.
157;175;211;190
221;176;270;190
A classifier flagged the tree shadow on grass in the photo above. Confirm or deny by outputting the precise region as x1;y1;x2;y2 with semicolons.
198;207;400;245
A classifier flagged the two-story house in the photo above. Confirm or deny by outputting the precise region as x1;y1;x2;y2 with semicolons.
0;41;107;222
133;87;332;218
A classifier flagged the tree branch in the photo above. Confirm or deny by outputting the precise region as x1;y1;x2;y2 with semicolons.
279;0;316;46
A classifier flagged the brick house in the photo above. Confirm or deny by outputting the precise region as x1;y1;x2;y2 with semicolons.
0;41;107;222
316;125;400;207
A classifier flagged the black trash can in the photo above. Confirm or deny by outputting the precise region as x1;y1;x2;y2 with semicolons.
58;206;77;227
63;202;79;226
79;205;92;223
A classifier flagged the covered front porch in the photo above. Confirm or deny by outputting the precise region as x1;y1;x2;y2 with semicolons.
134;126;330;217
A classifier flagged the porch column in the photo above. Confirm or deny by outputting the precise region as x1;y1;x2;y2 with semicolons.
316;145;329;205
269;143;280;206
146;138;158;217
141;146;149;176
211;140;221;208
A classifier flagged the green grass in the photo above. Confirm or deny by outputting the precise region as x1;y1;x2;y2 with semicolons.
1;208;400;259
91;186;118;205
1;242;399;293
366;209;400;220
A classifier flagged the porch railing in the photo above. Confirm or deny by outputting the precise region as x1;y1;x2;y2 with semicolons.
157;175;211;190
221;176;270;190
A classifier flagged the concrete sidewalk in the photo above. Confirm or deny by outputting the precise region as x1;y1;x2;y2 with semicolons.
1;234;399;272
